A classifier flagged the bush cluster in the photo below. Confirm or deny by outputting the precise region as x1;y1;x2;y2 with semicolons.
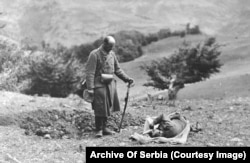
0;25;201;97
73;30;146;63
73;25;201;63
0;41;85;97
23;48;85;97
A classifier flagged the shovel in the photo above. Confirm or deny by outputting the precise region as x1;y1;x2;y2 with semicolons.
118;83;132;133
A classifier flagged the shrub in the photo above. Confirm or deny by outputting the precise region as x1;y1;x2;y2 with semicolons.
187;25;201;35
0;41;85;97
116;42;143;62
145;33;159;45
111;30;145;62
142;37;222;90
73;43;96;63
0;59;30;92
0;40;30;91
180;31;186;38
23;48;85;97
157;28;171;40
0;40;19;73
170;30;186;37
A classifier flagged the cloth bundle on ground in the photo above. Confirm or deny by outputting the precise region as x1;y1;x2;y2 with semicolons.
130;112;190;144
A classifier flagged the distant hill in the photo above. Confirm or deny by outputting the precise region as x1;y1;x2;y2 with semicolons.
0;0;250;47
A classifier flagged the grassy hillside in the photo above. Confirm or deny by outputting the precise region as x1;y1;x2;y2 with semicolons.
178;74;250;100
117;34;250;100
1;0;250;47
117;35;206;98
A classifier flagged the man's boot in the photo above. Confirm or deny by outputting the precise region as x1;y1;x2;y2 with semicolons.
102;117;115;135
95;116;103;138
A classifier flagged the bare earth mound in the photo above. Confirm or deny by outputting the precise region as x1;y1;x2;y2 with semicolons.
18;109;144;139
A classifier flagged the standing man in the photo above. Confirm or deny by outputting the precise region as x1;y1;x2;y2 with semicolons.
85;36;134;138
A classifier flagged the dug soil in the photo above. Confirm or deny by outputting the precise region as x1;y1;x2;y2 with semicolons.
18;109;144;139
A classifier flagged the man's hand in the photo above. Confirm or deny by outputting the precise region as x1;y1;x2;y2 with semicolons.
83;89;94;103
127;78;134;85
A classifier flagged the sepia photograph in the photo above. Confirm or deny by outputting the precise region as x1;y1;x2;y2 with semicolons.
0;0;249;162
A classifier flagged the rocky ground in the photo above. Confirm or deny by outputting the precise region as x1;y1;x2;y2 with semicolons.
19;109;144;139
0;91;250;162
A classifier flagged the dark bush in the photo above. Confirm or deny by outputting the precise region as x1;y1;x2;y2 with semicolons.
23;48;84;97
111;30;146;62
145;33;159;45
170;30;185;37
157;28;171;40
73;43;96;63
180;31;186;38
187;25;201;35
142;37;222;90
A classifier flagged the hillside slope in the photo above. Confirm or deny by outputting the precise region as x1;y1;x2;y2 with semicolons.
0;0;250;46
117;34;250;100
1;0;249;100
